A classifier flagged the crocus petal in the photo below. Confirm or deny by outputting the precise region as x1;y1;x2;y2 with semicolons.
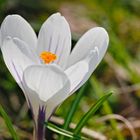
23;64;70;101
21;83;40;123
65;49;99;95
45;77;70;119
0;15;37;48
1;37;34;90
13;38;40;64
37;13;71;69
65;61;88;93
0;30;2;46
68;27;109;67
23;64;70;120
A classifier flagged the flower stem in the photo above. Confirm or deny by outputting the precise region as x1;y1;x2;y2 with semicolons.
33;106;46;140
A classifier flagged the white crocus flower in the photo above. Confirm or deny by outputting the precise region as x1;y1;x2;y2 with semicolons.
0;13;109;140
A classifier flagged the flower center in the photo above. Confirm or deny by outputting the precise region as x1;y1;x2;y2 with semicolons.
40;51;57;64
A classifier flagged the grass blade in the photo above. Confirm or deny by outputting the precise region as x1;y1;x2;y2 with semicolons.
59;83;88;140
45;122;89;140
73;92;112;135
0;105;19;140
90;77;124;140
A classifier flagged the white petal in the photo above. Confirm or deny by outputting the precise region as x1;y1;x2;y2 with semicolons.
0;15;37;48
23;64;70;101
68;27;109;67
22;83;40;122
65;49;99;95
0;30;2;46
23;64;70;120
1;37;34;90
37;13;71;69
65;61;88;93
45;78;70;119
66;27;109;93
13;38;40;63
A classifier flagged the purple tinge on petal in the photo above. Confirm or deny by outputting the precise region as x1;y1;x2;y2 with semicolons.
12;61;33;110
12;61;23;88
48;107;57;121
37;106;46;140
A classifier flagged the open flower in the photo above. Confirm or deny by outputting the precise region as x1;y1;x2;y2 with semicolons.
0;13;109;139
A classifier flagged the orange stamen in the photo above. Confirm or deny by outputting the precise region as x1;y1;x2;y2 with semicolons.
40;51;57;64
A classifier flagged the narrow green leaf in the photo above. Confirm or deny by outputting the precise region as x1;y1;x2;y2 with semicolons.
45;122;89;140
73;92;112;135
90;77;124;140
63;84;87;129
0;105;19;140
59;83;87;140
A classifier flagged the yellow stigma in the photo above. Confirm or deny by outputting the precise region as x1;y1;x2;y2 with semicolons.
40;51;57;64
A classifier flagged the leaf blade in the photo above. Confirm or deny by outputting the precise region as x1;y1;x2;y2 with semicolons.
59;83;88;140
0;105;19;140
73;92;112;135
45;122;89;140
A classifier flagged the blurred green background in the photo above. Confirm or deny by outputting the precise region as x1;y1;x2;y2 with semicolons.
0;0;140;139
